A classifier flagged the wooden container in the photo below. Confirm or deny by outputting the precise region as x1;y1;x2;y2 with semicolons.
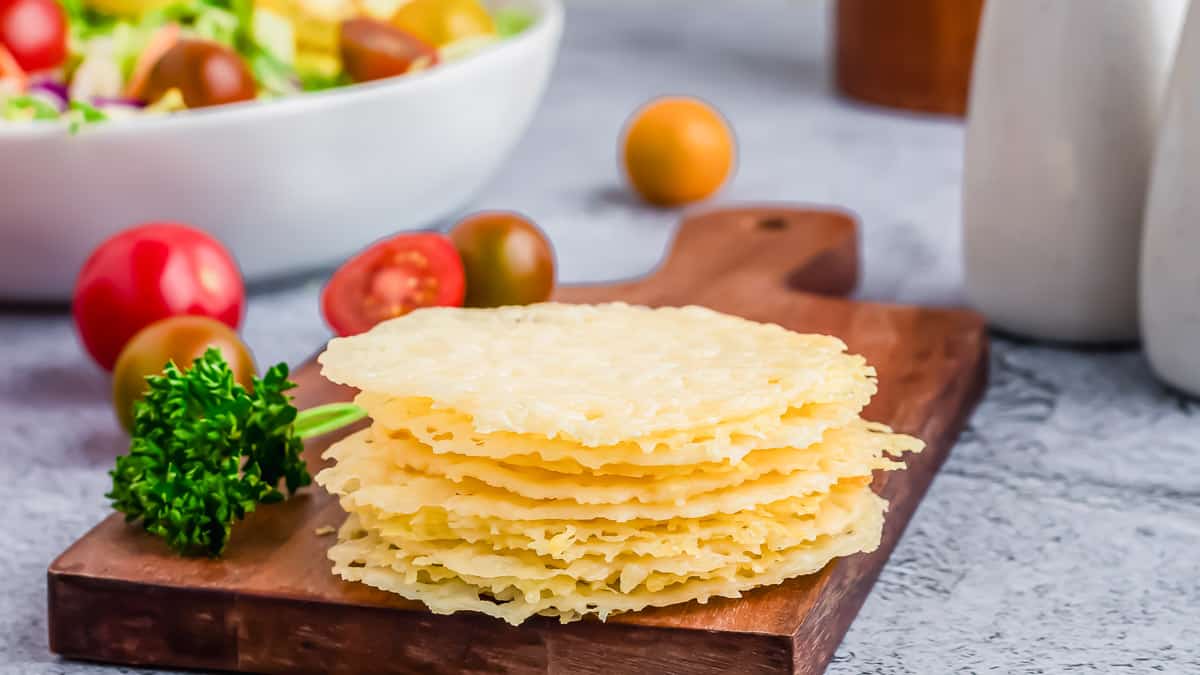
834;0;984;116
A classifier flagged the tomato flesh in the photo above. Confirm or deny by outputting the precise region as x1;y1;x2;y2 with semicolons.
340;18;437;83
0;42;26;91
0;0;67;72
73;222;245;371
322;233;465;336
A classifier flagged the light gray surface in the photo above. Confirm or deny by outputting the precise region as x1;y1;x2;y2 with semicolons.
2;1;1198;673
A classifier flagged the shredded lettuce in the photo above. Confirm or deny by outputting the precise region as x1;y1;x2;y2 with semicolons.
60;0;118;40
494;8;534;38
66;99;109;132
297;69;349;92
193;5;239;44
141;0;244;49
110;21;153;79
249;47;299;97
4;96;63;121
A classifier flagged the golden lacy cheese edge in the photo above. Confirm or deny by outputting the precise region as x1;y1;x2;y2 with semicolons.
330;421;918;504
328;493;886;625
342;482;878;581
359;391;878;469
318;442;890;521
347;478;871;563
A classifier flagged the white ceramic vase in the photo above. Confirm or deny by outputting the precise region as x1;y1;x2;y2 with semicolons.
963;0;1187;343
1143;2;1200;394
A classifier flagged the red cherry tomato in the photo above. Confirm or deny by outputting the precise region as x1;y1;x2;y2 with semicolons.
73;223;245;371
339;18;438;83
0;0;67;72
322;232;465;336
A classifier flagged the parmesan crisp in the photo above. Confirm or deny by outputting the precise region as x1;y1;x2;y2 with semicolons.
315;303;923;625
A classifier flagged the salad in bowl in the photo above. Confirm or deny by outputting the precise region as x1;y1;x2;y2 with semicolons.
0;0;533;124
0;0;560;300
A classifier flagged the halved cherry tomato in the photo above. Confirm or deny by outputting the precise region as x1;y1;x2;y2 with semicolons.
450;212;555;308
339;18;437;83
0;0;67;72
73;222;245;371
322;233;465;336
112;316;256;431
124;23;180;100
142;39;256;108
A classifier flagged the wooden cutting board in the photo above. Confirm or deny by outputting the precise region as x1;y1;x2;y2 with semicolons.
48;206;988;675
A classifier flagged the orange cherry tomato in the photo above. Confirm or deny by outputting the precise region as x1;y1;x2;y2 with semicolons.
390;0;495;47
622;96;736;207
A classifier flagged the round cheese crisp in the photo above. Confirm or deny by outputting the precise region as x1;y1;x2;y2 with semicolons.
353;479;876;565
343;421;911;504
328;495;885;625
315;302;923;625
317;431;894;522
338;484;875;591
359;393;871;469
319;303;876;446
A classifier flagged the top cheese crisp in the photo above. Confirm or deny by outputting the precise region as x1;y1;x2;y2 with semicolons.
317;302;877;446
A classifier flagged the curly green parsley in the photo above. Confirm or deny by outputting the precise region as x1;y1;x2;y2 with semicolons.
107;348;364;556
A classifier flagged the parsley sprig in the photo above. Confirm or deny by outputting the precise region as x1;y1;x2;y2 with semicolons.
107;348;364;556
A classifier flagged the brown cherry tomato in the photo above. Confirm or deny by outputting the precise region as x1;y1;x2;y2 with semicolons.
449;212;555;308
112;316;256;431
339;18;437;83
141;38;256;108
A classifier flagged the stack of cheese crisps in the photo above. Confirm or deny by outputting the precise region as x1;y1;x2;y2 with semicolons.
316;303;923;625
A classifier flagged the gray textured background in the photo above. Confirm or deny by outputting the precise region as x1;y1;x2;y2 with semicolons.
3;2;1198;673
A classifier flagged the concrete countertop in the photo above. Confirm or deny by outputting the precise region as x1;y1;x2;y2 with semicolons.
2;2;1196;673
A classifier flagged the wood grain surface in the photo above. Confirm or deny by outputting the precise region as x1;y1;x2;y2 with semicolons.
835;0;984;116
48;206;988;674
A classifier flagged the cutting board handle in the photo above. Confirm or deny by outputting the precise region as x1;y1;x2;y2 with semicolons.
556;206;859;305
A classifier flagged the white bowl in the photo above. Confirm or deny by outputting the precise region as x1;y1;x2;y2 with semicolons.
0;0;563;302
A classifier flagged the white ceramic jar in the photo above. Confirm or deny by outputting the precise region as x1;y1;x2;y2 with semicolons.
963;0;1187;343
1143;2;1200;394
